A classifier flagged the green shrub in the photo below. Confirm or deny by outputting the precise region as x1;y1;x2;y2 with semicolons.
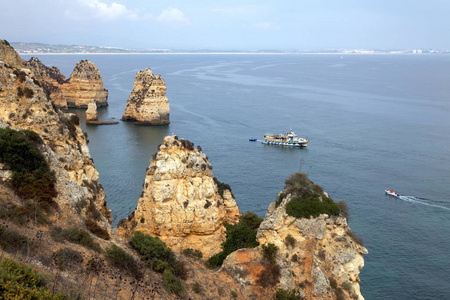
213;177;233;198
275;192;285;208
273;289;301;300
0;200;50;225
346;230;364;247
163;269;184;297
183;248;203;260
0;128;57;207
286;192;340;219
53;248;83;271
0;225;34;255
283;172;340;219
85;219;110;240
0;258;68;299
105;245;141;278
284;234;296;248
261;243;279;264
23;87;34;98
284;172;313;198
257;262;280;287
130;231;176;270
342;281;353;291
192;282;202;294
206;212;262;268
50;226;101;252
337;201;349;219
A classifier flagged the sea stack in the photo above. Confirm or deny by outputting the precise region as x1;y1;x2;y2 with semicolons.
121;68;170;125
86;100;98;123
118;135;240;258
60;60;108;108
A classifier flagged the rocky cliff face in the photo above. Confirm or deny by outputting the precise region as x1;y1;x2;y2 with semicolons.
121;68;170;125
60;60;108;108
118;135;239;258
0;40;23;68
24;57;68;109
222;192;367;299
0;60;111;229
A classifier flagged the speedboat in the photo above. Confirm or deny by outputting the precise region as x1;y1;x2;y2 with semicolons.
385;190;399;197
249;138;257;141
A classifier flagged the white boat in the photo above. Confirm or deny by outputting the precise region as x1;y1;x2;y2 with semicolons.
385;190;399;197
262;130;309;147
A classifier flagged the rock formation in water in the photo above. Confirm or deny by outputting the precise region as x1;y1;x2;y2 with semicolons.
221;186;367;299
86;100;98;123
85;100;118;125
60;60;108;108
118;135;240;258
121;68;170;125
0;40;108;109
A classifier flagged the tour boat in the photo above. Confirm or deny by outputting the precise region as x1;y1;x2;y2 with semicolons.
385;190;399;197
262;130;308;147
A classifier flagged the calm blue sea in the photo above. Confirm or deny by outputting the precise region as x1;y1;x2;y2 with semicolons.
23;54;450;300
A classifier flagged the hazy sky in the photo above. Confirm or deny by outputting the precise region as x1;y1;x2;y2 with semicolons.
1;0;449;50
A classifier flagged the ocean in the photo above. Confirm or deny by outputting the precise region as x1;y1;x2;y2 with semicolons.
23;53;450;299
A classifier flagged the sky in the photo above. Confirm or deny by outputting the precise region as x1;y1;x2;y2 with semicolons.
1;0;449;50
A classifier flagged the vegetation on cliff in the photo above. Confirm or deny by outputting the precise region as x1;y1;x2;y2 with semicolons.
0;128;57;209
0;258;68;299
207;212;263;268
283;172;341;219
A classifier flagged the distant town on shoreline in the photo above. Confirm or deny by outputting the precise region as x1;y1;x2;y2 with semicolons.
10;41;449;55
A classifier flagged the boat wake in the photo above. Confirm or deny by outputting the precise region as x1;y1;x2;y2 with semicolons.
397;195;450;211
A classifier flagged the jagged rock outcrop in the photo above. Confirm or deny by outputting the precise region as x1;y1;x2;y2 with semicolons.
0;60;111;230
0;40;23;68
24;57;68;108
0;40;107;110
121;68;170;125
60;60;108;108
86;100;98;123
222;191;367;300
118;135;240;258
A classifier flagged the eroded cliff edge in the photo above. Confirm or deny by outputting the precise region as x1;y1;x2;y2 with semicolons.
121;68;170;125
118;135;240;258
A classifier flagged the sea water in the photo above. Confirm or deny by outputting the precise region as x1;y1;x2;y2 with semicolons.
23;54;450;299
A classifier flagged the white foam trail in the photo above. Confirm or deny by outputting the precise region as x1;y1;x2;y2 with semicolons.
398;196;450;211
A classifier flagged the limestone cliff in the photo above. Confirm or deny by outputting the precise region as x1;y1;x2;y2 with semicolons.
24;57;68;109
60;60;108;108
222;189;367;299
0;40;23;68
118;135;240;258
121;68;170;125
0;60;111;229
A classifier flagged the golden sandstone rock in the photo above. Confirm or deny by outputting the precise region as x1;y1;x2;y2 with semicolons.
118;135;239;258
222;192;367;299
60;60;108;108
121;68;170;125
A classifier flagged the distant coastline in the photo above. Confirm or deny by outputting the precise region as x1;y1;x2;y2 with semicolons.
11;41;449;56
